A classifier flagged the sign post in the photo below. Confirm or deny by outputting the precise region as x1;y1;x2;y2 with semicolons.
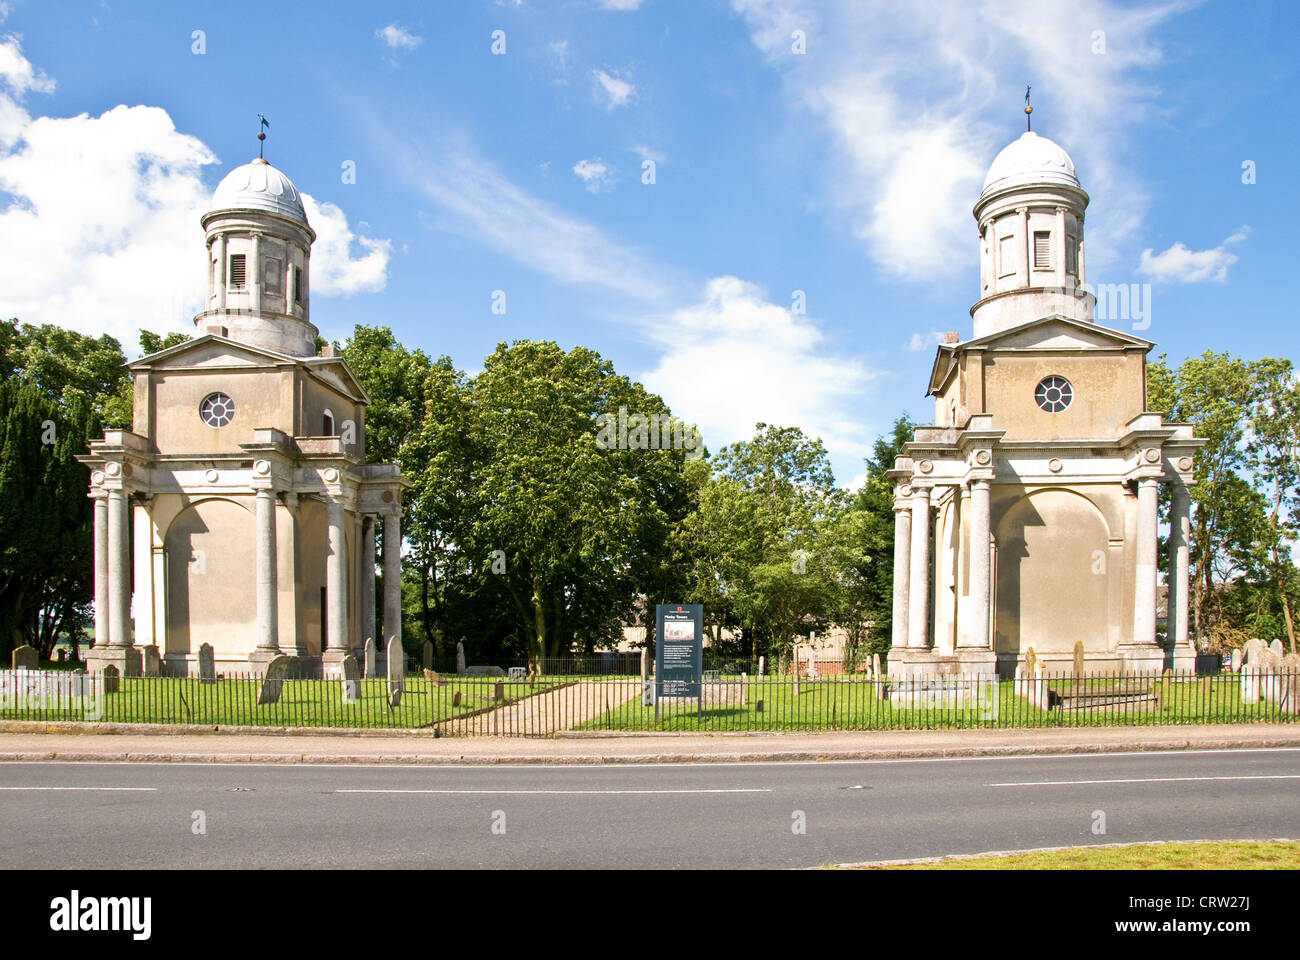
655;604;703;722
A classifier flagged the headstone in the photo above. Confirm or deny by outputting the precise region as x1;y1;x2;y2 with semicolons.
198;643;216;684
57;649;67;662
1024;646;1036;676
364;637;378;679
423;668;443;685
1073;640;1085;678
1270;639;1285;659
422;640;434;671
10;644;37;671
872;653;882;680
456;641;467;675
142;644;161;678
1240;664;1261;704
493;681;505;702
341;654;360;704
466;665;506;677
386;635;404;707
740;672;747;707
758;655;766;677
257;655;293;705
507;666;526;680
1280;653;1300;716
1231;648;1243;672
452;690;462;707
101;663;120;694
1244;638;1266;665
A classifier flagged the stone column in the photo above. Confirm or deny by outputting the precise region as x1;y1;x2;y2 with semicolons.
1133;478;1159;645
383;513;402;648
215;233;227;311
961;480;992;649
907;487;931;649
1168;481;1191;652
249;232;262;313
254;488;278;653
1054;205;1067;287
108;489;132;649
360;515;376;651
891;497;911;650
1018;206;1030;285
326;498;347;653
93;494;109;647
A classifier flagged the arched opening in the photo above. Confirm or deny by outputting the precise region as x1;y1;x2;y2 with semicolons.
322;408;335;436
994;488;1109;658
164;499;256;660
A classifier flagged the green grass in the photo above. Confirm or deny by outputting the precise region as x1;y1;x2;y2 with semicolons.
575;676;1296;732
0;676;558;729
851;840;1300;870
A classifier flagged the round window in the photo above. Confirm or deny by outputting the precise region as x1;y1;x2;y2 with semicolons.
199;392;236;428
1034;376;1073;413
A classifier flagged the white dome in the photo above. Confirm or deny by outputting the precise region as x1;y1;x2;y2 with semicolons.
980;131;1080;198
207;158;308;224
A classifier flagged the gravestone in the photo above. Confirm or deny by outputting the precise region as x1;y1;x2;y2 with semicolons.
423;668;443;685
452;690;462;708
466;665;506;677
1270;639;1285;659
1073;641;1085;678
493;681;505;702
456;641;467;675
364;637;377;679
1244;638;1266;665
257;655;293;705
1024;646;1037;676
386;636;404;708
57;649;67;663
142;645;161;678
422;640;434;671
1280;653;1300;716
11;644;37;671
198;643;216;684
101;663;120;694
758;655;766;677
1240;664;1261;704
1231;649;1243;672
508;667;526;680
341;654;360;704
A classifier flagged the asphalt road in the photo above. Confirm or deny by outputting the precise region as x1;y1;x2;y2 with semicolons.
2;748;1298;868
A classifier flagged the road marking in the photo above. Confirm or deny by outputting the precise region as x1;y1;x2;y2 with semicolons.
0;786;157;791
335;788;772;795
992;774;1300;787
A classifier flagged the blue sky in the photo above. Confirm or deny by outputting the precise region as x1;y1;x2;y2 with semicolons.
0;0;1295;485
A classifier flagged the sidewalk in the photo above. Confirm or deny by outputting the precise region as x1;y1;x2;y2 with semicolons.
0;721;1297;765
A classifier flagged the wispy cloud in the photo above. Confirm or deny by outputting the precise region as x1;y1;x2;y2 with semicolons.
599;0;645;9
1137;228;1247;284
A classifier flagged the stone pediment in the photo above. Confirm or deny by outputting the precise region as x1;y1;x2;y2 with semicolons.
965;315;1152;352
128;335;297;372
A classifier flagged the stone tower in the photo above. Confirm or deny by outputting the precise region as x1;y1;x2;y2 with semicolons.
886;127;1203;679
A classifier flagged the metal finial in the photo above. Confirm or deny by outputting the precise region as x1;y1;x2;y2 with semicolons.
257;113;270;159
1024;85;1033;132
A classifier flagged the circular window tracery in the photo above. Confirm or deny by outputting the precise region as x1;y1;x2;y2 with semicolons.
1034;376;1072;414
200;392;236;428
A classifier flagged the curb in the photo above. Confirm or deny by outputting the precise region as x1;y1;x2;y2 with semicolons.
2;732;1299;765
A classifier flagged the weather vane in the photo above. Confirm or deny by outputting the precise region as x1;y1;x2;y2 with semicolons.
1024;85;1033;132
257;113;269;159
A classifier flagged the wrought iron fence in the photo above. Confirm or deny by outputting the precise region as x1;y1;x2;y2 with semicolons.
0;668;1295;735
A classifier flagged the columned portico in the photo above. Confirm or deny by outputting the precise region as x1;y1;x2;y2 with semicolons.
1168;479;1192;657
1132;477;1160;646
961;479;991;650
324;496;348;671
93;494;109;648
382;512;402;650
250;486;280;667
890;494;911;650
360;514;376;648
907;486;931;650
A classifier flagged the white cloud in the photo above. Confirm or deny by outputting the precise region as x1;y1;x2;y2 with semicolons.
640;276;873;458
301;196;392;295
592;68;634;108
1137;229;1246;284
730;0;1190;280
375;24;422;50
0;37;389;344
599;0;645;9
630;144;665;165
572;157;612;192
